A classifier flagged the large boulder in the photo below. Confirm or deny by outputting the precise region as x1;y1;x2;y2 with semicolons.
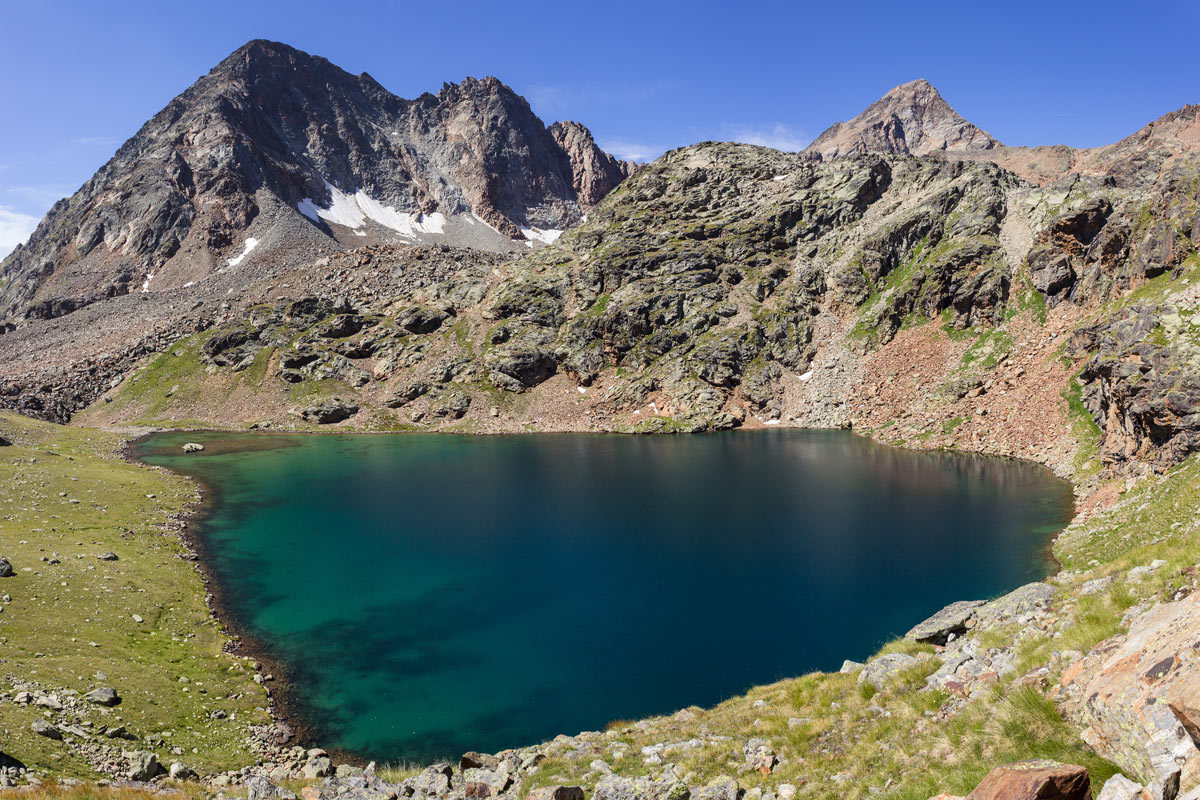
966;760;1091;800
1059;591;1200;793
906;599;986;645
0;558;12;577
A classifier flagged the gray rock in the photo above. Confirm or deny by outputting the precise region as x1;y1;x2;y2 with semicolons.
125;750;161;781
857;653;918;689
0;558;12;578
1080;576;1115;595
594;774;691;800
168;762;198;781
839;660;865;674
31;719;61;740
973;582;1058;630
301;756;333;779
85;686;121;706
96;552;119;561
181;443;204;453
905;599;985;645
410;763;453;797
694;776;740;800
1096;774;1144;800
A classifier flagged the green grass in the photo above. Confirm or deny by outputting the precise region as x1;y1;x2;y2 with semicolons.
0;413;269;778
1061;374;1104;478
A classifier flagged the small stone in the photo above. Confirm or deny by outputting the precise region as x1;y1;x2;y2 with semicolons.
97;552;119;561
85;687;121;707
0;558;13;578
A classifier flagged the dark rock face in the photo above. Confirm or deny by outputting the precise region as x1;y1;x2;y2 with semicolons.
0;39;629;325
1068;302;1200;467
808;79;999;161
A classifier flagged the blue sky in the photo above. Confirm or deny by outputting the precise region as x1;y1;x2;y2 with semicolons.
2;0;1198;257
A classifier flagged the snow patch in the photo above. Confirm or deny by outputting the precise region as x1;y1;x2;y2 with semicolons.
521;226;563;245
798;370;814;382
297;180;447;238
297;198;321;223
183;281;195;288
226;237;259;267
140;273;154;293
764;419;780;426
577;386;587;395
773;175;789;182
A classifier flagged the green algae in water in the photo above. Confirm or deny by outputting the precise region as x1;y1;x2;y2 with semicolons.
138;430;1073;763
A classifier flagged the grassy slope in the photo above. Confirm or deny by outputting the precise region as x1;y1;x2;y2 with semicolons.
0;412;269;777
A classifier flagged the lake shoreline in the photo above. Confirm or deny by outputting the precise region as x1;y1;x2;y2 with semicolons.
124;423;1078;768
122;431;359;768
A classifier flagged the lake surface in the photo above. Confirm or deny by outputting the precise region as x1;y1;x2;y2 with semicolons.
137;430;1073;763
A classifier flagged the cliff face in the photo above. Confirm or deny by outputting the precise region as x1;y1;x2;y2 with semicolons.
0;40;628;324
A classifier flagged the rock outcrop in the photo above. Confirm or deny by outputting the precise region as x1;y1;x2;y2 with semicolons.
1060;590;1200;793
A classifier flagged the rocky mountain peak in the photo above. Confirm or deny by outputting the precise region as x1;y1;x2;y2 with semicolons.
807;79;1000;160
0;41;631;324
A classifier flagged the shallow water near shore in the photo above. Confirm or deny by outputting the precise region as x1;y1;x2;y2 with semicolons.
137;429;1073;763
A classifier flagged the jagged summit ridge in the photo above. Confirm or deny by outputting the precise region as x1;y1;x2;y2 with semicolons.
807;78;1000;160
0;39;632;324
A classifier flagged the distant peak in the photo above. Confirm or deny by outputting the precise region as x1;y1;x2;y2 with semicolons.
806;79;999;160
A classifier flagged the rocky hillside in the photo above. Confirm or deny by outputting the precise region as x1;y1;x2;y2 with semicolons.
0;40;632;325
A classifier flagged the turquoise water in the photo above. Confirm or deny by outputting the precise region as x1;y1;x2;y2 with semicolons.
138;430;1073;763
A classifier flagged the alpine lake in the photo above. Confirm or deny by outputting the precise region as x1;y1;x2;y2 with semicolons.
136;429;1074;763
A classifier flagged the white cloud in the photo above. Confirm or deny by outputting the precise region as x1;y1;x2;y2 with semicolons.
726;123;810;153
598;138;665;163
0;206;40;260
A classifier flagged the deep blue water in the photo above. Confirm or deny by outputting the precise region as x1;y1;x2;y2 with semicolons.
138;429;1073;763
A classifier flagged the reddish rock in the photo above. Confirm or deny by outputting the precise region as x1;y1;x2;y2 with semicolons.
966;760;1091;800
1059;591;1200;790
